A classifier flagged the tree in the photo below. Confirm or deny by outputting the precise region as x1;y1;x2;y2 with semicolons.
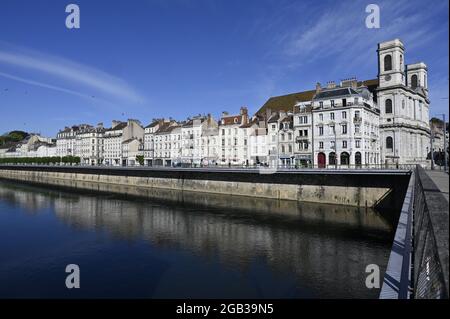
136;155;144;166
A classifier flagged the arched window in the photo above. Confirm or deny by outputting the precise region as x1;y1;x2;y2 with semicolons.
329;152;336;165
355;152;362;166
340;152;350;165
384;55;392;71
386;137;393;150
385;99;393;114
411;74;418;89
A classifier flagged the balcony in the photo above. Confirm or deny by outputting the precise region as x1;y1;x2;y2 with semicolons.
353;117;362;123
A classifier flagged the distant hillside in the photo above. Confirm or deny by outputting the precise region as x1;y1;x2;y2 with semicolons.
0;131;30;148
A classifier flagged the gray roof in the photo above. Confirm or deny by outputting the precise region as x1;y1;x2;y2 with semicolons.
314;87;359;100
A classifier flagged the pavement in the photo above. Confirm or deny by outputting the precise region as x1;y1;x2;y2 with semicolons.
425;170;449;203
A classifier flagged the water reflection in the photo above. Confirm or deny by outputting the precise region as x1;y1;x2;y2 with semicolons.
0;179;395;298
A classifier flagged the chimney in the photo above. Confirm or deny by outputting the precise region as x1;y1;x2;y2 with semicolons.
326;81;336;89
240;106;249;124
316;82;322;93
221;111;229;118
97;122;103;129
112;120;120;128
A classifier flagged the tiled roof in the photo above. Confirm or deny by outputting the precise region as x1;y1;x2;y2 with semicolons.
256;79;378;115
220;115;243;126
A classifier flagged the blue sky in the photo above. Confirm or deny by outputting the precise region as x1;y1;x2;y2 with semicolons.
0;0;448;136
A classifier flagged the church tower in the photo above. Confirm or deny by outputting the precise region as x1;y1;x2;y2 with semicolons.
377;39;406;88
377;39;430;166
406;62;428;96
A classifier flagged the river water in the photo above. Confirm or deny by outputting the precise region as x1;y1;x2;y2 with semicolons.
0;179;396;298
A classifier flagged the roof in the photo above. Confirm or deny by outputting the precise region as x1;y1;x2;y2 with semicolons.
220;115;244;126
314;87;359;100
106;122;127;132
267;113;280;123
155;122;178;134
145;121;160;129
122;138;138;144
256;79;378;115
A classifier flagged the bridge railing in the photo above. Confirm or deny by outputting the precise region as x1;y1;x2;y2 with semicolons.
413;166;449;299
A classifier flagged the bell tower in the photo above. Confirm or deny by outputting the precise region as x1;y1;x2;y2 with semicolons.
377;39;406;88
406;62;428;97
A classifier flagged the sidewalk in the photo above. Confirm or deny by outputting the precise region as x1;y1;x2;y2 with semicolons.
425;170;449;203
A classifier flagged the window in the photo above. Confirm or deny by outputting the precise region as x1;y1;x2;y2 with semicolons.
342;98;347;107
319;101;323;108
355;125;360;133
385;99;393;114
411;74;418;89
342;111;347;119
330;112;335;120
319;126;324;135
330;125;335;134
288;133;292;140
331;100;335;107
304;130;308;136
319;114;323;121
342;140;347;148
319;142;324;149
384;55;392;71
330;140;335;149
272;124;276;131
355;140;361;148
342;124;347;134
386;136;393;149
288;145;292;153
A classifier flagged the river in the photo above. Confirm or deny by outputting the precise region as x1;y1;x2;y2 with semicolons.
0;179;396;298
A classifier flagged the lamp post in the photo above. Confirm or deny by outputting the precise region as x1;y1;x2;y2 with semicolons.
329;121;337;170
435;113;448;172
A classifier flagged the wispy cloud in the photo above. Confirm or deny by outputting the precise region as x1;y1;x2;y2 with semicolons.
281;0;447;67
0;71;96;100
0;43;145;104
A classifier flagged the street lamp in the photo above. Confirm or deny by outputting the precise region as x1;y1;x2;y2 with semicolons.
435;112;448;172
329;121;337;170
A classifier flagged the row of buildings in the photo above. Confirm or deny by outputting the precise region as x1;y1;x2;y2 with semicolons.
0;39;442;168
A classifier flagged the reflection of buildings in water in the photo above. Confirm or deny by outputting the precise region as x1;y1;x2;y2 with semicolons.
0;180;394;297
0;182;55;214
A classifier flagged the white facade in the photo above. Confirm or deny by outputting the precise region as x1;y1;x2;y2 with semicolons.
313;84;380;168
377;39;430;166
218;107;249;166
293;103;313;167
103;120;144;166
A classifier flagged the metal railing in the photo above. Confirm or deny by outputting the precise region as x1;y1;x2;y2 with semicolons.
412;166;449;299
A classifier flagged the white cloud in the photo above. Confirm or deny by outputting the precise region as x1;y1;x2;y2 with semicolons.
0;43;145;104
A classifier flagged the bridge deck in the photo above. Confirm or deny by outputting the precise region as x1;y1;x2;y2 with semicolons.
425;170;449;203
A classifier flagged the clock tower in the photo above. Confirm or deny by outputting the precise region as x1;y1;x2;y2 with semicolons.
377;39;406;88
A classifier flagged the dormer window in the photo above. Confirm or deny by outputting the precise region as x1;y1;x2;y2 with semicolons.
331;100;335;107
